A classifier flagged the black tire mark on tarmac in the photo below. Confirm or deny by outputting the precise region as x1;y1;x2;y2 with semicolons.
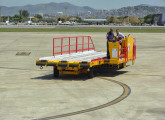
34;77;131;120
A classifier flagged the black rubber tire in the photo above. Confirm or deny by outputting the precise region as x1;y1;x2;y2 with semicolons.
119;63;124;69
53;67;59;78
88;67;94;78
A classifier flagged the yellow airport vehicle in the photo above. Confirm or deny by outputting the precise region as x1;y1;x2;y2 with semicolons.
36;36;136;78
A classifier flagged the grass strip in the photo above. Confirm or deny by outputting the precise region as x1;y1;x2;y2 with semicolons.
0;28;165;33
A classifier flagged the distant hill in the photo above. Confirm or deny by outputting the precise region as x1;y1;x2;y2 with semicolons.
1;3;165;18
1;2;97;16
95;4;165;18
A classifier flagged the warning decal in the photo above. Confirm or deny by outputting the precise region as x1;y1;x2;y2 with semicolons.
128;44;130;52
112;49;118;58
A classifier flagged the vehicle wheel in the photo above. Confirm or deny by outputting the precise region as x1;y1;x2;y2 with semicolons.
119;63;124;69
54;67;59;78
119;63;126;69
88;67;94;78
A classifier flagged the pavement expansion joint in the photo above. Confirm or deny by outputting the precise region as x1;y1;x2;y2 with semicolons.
16;52;31;56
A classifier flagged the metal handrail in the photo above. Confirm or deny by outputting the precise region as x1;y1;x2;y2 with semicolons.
53;36;95;55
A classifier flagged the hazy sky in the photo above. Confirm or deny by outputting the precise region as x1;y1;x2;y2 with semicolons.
0;0;165;9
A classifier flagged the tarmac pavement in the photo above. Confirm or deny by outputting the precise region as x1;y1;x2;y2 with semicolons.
0;32;165;120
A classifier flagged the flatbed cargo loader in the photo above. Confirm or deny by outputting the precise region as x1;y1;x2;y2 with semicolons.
36;36;136;78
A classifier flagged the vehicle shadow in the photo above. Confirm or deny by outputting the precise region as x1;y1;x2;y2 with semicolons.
32;74;88;81
32;68;128;81
94;68;128;77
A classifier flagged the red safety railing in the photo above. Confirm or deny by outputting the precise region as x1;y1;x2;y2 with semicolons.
53;36;95;56
133;38;136;59
118;38;136;61
118;39;127;61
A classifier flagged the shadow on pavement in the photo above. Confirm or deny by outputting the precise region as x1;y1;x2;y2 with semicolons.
32;68;128;81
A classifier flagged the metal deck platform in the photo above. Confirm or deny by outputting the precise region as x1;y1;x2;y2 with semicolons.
39;50;106;62
36;36;136;76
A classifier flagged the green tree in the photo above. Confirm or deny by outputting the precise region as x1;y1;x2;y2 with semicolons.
0;17;3;22
42;18;57;23
122;16;140;25
0;16;8;22
144;14;153;24
139;18;144;24
32;17;39;23
129;16;140;25
22;10;29;18
34;14;43;21
76;17;82;23
19;10;29;22
67;16;82;23
107;17;120;24
122;16;129;24
58;15;67;22
19;10;23;16
12;14;22;23
117;17;124;24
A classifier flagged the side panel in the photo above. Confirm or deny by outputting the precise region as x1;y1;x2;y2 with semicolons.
126;37;134;61
108;42;120;64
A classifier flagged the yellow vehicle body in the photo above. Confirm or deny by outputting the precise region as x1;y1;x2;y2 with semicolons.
36;36;136;78
107;37;136;68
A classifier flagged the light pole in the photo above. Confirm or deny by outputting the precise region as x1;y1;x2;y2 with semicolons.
64;6;68;16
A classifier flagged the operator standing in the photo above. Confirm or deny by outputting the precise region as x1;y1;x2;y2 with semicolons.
106;28;114;59
116;29;124;45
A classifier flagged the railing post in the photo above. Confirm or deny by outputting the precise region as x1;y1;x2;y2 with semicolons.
61;38;63;55
53;38;54;56
126;46;128;61
125;47;126;62
135;45;136;59
53;36;96;55
76;37;78;53
88;36;89;51
82;36;84;52
69;37;71;54
118;46;120;60
134;38;136;59
90;37;95;50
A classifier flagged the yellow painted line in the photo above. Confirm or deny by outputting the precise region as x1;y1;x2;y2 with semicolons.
35;77;131;120
0;88;6;90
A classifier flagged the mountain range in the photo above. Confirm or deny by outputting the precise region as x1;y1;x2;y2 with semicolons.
1;2;165;18
96;4;165;18
1;2;97;16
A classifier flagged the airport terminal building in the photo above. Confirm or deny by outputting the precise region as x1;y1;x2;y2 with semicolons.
152;13;165;26
83;19;107;25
